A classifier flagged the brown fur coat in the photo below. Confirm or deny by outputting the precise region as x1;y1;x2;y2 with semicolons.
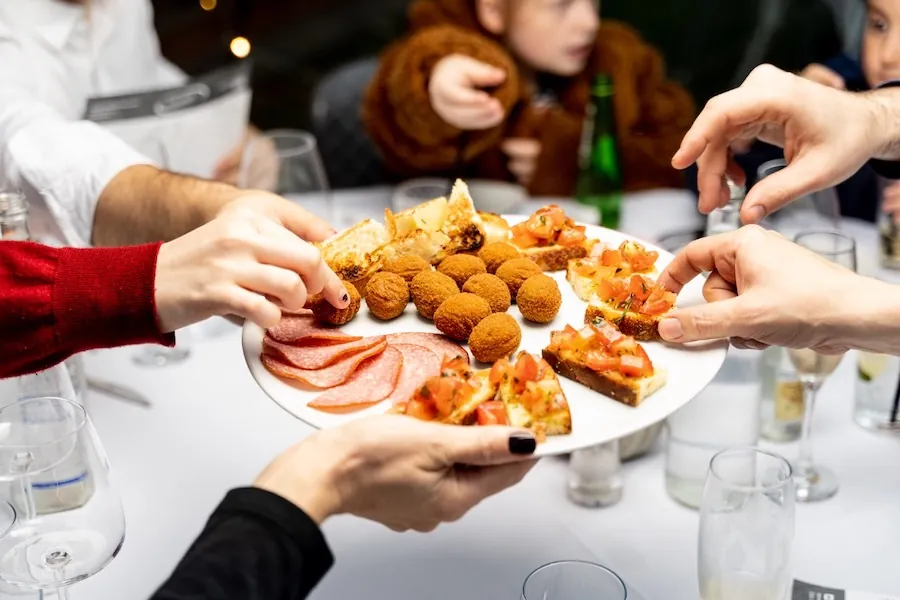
363;0;696;196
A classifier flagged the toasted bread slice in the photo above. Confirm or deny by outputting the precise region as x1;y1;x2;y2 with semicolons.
496;353;572;441
522;243;592;272
584;303;662;342
389;369;499;426
542;345;667;407
317;219;390;287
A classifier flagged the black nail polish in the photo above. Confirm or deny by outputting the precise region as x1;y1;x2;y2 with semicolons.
509;433;537;455
341;293;349;302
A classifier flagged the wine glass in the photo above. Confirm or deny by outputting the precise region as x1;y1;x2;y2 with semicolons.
698;447;794;600
755;159;842;236
132;139;192;366
786;231;857;502
522;560;627;600
238;129;334;224
0;397;125;599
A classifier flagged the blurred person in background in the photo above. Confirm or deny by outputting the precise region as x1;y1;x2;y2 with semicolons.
723;0;897;223
363;0;695;197
0;0;268;248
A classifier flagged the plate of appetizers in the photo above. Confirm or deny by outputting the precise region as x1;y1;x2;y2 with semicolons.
242;180;727;456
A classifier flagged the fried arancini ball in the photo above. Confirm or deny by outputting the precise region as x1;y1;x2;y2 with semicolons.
383;255;431;283
410;271;459;320
516;274;562;323
437;254;487;288
477;242;520;274
309;280;361;325
364;272;409;320
433;293;491;342
462;273;511;314
468;313;521;364
496;257;542;300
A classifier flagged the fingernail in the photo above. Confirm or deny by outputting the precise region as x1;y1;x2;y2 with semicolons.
508;432;537;455
659;317;683;341
747;205;766;223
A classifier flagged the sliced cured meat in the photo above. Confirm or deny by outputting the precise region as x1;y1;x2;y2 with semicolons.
385;344;442;406
263;336;385;370
267;314;361;344
386;332;469;363
308;346;403;413
261;340;387;388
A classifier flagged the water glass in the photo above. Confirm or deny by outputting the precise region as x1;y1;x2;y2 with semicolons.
698;448;794;600
566;440;623;507
755;160;842;236
0;397;125;599
855;351;900;432
522;560;627;600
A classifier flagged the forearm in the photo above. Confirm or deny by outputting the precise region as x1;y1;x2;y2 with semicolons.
150;488;334;600
865;86;900;162
832;275;900;355
92;165;241;246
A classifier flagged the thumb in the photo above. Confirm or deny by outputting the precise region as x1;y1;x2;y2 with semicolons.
275;202;337;243
740;154;828;224
438;426;537;466
464;60;507;87
658;297;747;343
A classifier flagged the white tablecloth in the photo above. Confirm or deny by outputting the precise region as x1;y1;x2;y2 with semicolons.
65;189;900;600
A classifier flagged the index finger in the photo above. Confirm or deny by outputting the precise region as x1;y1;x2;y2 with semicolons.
658;233;737;293
672;87;774;170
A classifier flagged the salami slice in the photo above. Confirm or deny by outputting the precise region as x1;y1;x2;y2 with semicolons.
261;340;387;388
385;343;442;406
308;346;403;413
267;314;361;344
385;333;469;363
263;336;385;370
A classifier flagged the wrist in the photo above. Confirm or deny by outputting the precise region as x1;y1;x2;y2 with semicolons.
252;437;346;525
865;85;900;161
831;275;900;354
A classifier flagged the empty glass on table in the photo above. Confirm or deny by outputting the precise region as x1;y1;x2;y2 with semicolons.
239;129;334;225
698;448;794;600
786;231;857;502
522;560;627;600
0;397;125;599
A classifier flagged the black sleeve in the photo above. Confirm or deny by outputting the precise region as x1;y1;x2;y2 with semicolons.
149;487;335;600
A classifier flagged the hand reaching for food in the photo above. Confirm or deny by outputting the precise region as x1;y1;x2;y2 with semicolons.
429;54;507;130
501;138;541;186
798;63;846;90
154;206;349;332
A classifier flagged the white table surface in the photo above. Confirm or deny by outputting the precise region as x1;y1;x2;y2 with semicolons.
65;189;900;600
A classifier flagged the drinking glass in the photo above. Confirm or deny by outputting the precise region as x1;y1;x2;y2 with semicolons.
698;448;794;600
239;129;334;223
0;397;125;598
132;139;192;366
786;231;857;502
755;160;842;236
391;178;451;213
522;560;627;600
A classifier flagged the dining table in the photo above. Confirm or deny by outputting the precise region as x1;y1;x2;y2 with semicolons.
66;187;900;600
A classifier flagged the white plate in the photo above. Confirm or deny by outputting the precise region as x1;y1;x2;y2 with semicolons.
242;217;727;457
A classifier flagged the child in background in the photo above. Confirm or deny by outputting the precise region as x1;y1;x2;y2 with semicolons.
730;0;897;223
363;0;695;197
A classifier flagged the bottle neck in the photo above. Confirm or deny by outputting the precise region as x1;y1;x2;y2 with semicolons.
0;191;31;241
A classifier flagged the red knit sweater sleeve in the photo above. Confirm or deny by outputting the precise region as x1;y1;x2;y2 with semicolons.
0;241;175;378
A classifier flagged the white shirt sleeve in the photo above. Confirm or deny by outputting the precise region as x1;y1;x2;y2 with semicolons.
0;31;153;247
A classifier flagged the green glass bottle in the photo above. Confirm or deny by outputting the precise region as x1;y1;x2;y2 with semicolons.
575;73;623;230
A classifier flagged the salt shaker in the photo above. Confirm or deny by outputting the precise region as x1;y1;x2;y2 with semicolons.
567;440;623;507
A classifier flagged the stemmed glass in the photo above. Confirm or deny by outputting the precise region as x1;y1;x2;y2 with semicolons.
0;397;125;599
238;129;335;226
522;560;627;600
786;231;857;502
698;448;794;600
